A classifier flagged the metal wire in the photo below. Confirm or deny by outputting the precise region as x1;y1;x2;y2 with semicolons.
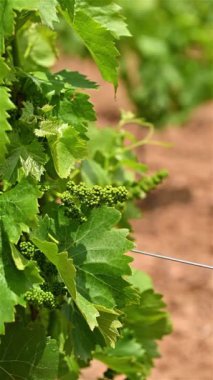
131;249;213;270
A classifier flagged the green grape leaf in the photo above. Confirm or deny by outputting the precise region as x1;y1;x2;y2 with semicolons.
0;226;42;334
62;207;134;309
81;159;110;185
31;338;59;379
75;291;100;330
0;0;59;55
0;58;10;83
124;269;172;340
54;69;98;89
0;179;41;243
19;24;57;69
1;135;48;183
94;269;172;379
58;92;96;132
32;235;77;300
96;305;122;347
125;289;172;340
128;268;153;293
71;306;101;362
0;321;59;379
58;353;80;380
13;0;59;28
94;333;146;378
87;125;121;158
73;10;119;86
0;86;15;161
78;0;131;38
71;302;122;361
59;0;120;87
36;120;87;178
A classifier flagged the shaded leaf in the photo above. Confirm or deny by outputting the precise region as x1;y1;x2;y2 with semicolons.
0;226;42;334
32;219;76;299
0;179;41;243
0;321;59;379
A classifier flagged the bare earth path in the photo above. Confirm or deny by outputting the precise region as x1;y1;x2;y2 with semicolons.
55;57;213;380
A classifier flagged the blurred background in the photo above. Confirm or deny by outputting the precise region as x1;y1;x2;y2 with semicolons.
54;0;213;379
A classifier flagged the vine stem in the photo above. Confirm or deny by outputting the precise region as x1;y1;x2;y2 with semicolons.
117;115;173;151
124;139;173;152
12;33;21;68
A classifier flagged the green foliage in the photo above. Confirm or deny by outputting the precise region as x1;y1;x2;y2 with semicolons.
81;114;168;227
0;1;171;379
119;0;213;126
59;0;213;125
95;269;172;380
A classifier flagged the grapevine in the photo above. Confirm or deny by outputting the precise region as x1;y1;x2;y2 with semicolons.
0;1;171;379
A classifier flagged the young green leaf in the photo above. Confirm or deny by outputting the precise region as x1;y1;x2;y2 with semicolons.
37;120;87;178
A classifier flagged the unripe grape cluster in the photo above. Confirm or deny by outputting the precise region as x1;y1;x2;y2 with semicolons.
61;181;129;222
19;241;35;259
19;240;67;309
140;170;168;193
25;288;56;308
129;170;168;199
19;241;57;276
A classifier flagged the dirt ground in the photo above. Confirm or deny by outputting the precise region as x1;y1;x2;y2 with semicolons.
54;57;213;380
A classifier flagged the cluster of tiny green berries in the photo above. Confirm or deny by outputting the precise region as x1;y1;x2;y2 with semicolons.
40;183;50;193
140;170;168;193
129;170;168;199
19;241;35;259
25;288;55;309
19;240;67;308
19;241;57;277
62;181;129;222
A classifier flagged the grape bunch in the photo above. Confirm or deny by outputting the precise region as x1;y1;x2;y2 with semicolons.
19;241;36;260
19;241;57;277
25;288;56;308
19;240;67;309
140;169;168;193
61;181;129;222
129;169;168;199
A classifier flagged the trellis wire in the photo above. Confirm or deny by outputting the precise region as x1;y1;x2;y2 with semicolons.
131;249;213;270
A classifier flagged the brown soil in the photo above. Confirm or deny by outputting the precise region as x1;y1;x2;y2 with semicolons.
54;57;213;380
